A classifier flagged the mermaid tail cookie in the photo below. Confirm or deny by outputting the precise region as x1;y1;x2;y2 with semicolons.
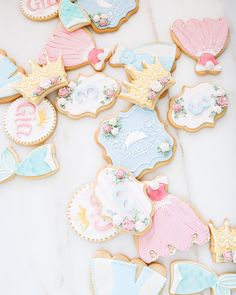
59;0;91;32
39;24;111;71
170;261;236;295
0;144;58;183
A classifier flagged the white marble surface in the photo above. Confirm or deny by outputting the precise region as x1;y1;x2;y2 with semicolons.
0;0;236;294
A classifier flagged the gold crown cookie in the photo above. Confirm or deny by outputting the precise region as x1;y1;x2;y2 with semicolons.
14;56;67;104
119;58;175;109
209;219;236;263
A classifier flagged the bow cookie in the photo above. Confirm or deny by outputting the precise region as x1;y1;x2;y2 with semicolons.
170;261;236;295
0;144;58;184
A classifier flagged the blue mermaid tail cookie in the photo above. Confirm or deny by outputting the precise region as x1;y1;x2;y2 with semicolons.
0;144;58;183
59;0;91;32
170;261;236;295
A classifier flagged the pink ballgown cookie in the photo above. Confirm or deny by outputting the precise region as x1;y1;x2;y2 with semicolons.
138;176;210;263
39;23;111;71
171;18;229;75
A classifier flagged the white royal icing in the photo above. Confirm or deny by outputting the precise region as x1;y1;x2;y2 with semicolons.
4;97;57;145
94;166;153;234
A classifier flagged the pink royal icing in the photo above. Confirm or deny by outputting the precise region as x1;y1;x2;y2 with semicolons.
26;0;59;12
38;24;110;71
138;176;209;262
171;18;229;73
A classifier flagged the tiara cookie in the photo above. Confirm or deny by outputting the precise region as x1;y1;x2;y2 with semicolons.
209;219;236;263
14;56;67;104
119;58;175;109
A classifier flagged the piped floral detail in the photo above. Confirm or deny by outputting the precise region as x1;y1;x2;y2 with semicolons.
92;13;110;27
147;77;170;101
158;142;172;157
116;211;149;233
110;168;130;184
210;86;228;118
172;97;187;119
221;250;236;263
100;86;116;105
33;76;61;97
103;117;121;137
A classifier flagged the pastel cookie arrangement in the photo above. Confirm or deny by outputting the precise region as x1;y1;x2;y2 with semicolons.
1;4;234;295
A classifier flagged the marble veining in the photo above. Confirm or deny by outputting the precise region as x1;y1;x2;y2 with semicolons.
0;0;236;295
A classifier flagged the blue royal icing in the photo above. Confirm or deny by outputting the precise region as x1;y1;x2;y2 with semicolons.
79;0;137;29
91;258;166;295
171;262;236;295
0;55;21;99
59;0;90;30
97;105;175;177
0;144;57;183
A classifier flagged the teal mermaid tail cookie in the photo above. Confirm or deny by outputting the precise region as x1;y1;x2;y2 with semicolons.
0;144;58;183
170;261;236;295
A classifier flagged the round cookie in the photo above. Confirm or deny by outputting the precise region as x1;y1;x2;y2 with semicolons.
4;97;57;146
68;182;119;242
20;0;59;21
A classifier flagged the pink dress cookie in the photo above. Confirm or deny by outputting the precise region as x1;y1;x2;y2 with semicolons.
138;176;210;262
39;24;111;71
171;18;229;75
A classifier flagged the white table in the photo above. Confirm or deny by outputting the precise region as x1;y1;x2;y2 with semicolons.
0;0;235;294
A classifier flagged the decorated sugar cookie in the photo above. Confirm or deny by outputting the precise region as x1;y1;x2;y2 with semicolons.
168;83;228;132
20;0;59;21
91;250;166;295
171;18;229;75
59;0;91;32
14;56;67;104
170;261;236;295
0;144;58;184
79;0;139;33
94;166;153;235
39;24;111;71
119;59;175;109
110;43;179;72
4;98;57;146
56;73;120;119
0;49;24;103
68;183;119;242
209;219;236;263
138;176;210;262
96;105;175;178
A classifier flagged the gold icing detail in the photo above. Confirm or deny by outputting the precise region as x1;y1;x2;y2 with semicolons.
38;109;47;127
209;219;236;262
14;56;67;104
119;58;174;109
77;206;89;229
